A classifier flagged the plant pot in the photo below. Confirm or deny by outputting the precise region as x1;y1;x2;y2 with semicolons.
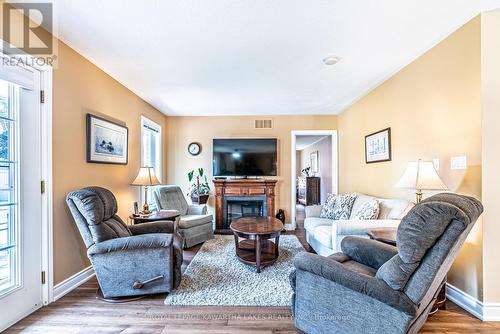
191;194;209;205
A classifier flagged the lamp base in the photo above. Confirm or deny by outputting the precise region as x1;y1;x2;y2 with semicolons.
142;203;151;215
416;191;423;204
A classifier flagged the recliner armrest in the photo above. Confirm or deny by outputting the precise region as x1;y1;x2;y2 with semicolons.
129;221;175;235
341;236;398;269
293;252;416;316
305;205;322;218
87;234;172;256
187;204;207;215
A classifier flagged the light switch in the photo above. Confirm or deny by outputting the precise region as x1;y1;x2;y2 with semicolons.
432;158;440;171
450;156;467;170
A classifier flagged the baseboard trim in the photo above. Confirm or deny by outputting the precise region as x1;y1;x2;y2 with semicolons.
483;303;500;321
446;283;483;320
53;266;95;301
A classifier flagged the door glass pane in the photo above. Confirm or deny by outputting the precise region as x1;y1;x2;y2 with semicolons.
0;80;12;119
0;79;19;296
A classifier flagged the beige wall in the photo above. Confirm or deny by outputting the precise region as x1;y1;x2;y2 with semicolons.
481;11;500;304
52;42;167;284
337;17;483;299
165;116;337;224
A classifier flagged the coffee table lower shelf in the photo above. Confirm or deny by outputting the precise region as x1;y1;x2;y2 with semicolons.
235;239;279;270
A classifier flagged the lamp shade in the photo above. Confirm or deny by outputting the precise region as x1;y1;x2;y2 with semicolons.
395;160;448;191
131;167;161;186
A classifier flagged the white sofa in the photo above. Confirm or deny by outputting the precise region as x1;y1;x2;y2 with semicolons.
304;193;414;256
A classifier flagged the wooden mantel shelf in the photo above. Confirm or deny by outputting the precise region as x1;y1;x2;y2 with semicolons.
213;178;278;231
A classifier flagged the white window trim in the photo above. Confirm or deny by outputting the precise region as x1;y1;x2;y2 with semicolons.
140;116;162;178
140;116;162;207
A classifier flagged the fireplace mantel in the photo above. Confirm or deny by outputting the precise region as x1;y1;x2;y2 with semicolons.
213;179;277;231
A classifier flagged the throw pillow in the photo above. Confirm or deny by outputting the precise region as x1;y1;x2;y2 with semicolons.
321;194;357;220
320;193;337;219
351;199;380;220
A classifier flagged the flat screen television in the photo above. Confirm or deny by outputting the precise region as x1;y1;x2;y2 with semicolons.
213;138;277;176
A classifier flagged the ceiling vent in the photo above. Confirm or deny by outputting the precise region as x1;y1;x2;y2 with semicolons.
255;119;273;129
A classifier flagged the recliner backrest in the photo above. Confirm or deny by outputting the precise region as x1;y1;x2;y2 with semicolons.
66;186;131;247
153;186;188;215
376;193;482;303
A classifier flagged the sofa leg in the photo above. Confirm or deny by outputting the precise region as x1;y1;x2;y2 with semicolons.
96;287;146;303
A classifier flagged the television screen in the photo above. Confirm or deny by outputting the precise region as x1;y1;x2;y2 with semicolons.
213;138;277;176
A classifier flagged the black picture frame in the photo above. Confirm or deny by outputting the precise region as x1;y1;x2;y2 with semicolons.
365;127;391;164
86;114;129;165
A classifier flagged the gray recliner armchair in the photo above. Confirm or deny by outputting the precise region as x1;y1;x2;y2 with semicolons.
66;186;183;299
153;185;214;248
290;193;483;334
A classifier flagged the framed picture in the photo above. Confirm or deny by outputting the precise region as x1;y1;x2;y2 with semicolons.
86;114;128;164
365;127;391;163
310;150;319;174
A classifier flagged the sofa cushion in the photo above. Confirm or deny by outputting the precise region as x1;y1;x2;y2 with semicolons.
178;214;213;229
320;194;357;220
304;217;334;231
350;199;379;220
378;199;413;219
349;194;376;220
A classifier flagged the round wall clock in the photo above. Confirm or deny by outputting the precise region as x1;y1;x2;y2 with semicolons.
188;142;201;156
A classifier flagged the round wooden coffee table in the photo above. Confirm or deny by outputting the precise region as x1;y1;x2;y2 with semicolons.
230;216;284;273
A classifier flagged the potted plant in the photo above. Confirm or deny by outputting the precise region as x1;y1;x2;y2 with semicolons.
188;167;210;204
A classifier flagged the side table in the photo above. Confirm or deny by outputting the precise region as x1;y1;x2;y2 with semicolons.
130;210;180;224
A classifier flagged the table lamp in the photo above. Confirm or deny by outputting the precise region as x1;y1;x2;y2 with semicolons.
131;166;161;214
395;159;448;203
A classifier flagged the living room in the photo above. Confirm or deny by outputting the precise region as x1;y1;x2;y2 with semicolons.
1;1;500;333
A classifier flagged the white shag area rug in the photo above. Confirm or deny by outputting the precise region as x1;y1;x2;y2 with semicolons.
164;234;305;306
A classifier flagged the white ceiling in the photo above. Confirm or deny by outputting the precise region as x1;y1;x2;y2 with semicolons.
296;135;329;150
48;0;500;116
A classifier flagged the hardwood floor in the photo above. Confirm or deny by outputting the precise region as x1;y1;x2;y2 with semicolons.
6;210;499;333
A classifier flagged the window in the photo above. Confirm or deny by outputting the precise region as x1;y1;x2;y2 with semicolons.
141;116;162;211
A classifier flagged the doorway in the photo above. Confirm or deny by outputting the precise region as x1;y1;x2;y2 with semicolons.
0;57;52;331
290;130;338;230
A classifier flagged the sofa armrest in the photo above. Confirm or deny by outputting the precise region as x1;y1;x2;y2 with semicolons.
305;205;322;218
87;234;172;256
341;236;398;269
187;204;207;215
332;219;400;236
129;221;175;235
293;252;416;316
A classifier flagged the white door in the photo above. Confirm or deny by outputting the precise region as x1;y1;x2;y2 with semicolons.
0;65;43;331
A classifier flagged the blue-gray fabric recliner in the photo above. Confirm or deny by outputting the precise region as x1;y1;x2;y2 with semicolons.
153;186;214;249
66;186;183;298
290;193;483;334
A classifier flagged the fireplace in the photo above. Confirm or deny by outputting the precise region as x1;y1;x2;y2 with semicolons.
223;196;267;230
213;179;277;231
